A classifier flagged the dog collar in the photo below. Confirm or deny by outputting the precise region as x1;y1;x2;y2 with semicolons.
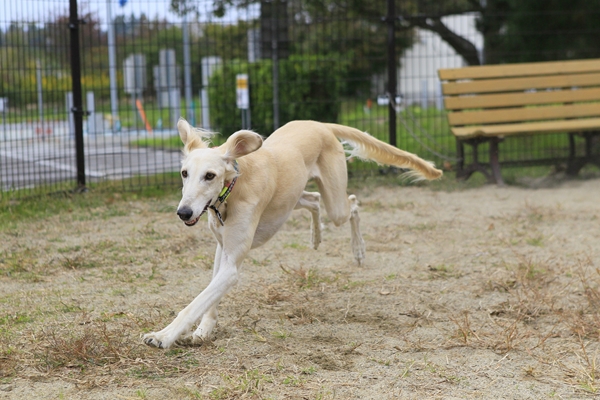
209;160;239;226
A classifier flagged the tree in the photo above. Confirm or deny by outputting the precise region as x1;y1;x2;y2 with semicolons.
208;55;348;135
500;0;600;62
178;0;487;68
200;0;600;68
197;0;479;67
399;0;600;65
171;0;413;95
43;11;104;66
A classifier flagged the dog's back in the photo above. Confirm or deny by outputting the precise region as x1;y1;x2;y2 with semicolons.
261;120;345;169
257;121;350;225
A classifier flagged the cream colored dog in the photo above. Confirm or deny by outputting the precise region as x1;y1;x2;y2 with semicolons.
143;119;442;349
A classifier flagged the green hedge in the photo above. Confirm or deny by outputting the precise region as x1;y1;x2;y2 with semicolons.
208;55;349;136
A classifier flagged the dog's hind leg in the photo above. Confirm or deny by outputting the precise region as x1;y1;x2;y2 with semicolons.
294;191;322;250
348;195;365;266
313;144;365;265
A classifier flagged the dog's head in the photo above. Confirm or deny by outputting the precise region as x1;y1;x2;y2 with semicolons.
175;118;263;226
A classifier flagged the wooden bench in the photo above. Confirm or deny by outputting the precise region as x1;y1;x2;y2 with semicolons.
438;59;600;185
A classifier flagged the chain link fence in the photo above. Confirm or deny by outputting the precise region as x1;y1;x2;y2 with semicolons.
1;0;599;196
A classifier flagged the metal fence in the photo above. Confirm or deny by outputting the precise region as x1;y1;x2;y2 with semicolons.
1;0;599;196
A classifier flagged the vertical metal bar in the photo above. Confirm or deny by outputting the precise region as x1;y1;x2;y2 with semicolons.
36;59;44;132
456;138;465;177
386;0;397;147
107;0;119;133
183;13;194;125
69;0;86;190
272;49;280;131
271;3;280;131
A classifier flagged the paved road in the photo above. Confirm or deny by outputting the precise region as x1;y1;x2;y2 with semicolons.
0;124;181;191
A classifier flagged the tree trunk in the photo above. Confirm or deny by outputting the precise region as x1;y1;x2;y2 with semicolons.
407;16;481;66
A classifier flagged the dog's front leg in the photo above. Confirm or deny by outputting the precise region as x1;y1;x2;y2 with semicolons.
173;243;223;346
192;243;223;342
143;248;240;349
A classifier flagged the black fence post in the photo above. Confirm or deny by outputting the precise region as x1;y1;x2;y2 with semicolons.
386;0;397;147
69;0;86;191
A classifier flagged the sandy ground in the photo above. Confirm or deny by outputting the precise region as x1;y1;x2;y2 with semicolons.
2;177;600;399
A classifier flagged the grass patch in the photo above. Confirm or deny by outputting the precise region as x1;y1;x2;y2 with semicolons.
129;135;184;151
279;265;335;290
129;133;226;151
0;248;45;281
59;254;102;270
428;264;460;279
35;323;132;371
0;312;32;326
0;177;180;232
211;369;272;399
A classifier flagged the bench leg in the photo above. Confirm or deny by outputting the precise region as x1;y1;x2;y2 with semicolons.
489;137;505;186
590;132;600;170
455;139;494;183
566;132;599;176
455;138;464;174
566;133;583;176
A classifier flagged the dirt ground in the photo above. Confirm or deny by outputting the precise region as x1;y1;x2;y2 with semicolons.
2;176;600;399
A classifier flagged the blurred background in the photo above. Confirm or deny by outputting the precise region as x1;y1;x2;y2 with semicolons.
1;0;599;195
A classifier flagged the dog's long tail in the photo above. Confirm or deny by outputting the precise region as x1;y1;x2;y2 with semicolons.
325;123;443;180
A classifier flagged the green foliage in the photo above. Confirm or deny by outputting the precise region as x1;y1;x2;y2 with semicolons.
499;0;600;62
208;55;349;136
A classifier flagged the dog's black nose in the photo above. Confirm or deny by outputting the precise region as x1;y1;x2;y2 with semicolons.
177;206;193;221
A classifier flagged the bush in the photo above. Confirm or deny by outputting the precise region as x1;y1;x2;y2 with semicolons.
208;55;349;136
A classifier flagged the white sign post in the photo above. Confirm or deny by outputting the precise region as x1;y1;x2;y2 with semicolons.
236;74;251;129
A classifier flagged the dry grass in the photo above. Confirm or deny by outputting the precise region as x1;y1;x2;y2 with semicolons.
2;181;600;398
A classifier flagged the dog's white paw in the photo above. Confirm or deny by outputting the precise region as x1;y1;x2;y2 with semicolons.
173;324;214;347
194;314;218;340
143;331;177;349
174;332;207;347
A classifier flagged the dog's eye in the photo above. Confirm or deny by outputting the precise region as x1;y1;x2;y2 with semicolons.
181;170;188;178
205;172;216;181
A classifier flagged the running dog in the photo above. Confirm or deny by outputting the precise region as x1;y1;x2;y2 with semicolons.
143;119;442;348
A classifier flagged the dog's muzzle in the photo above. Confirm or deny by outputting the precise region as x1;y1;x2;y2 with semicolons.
177;200;211;227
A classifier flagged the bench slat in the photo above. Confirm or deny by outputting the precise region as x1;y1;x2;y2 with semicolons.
439;59;600;81
448;103;600;126
442;72;600;95
444;87;600;110
451;118;600;139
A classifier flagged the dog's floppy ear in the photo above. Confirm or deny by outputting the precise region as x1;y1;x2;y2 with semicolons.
178;118;210;153
223;130;263;160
